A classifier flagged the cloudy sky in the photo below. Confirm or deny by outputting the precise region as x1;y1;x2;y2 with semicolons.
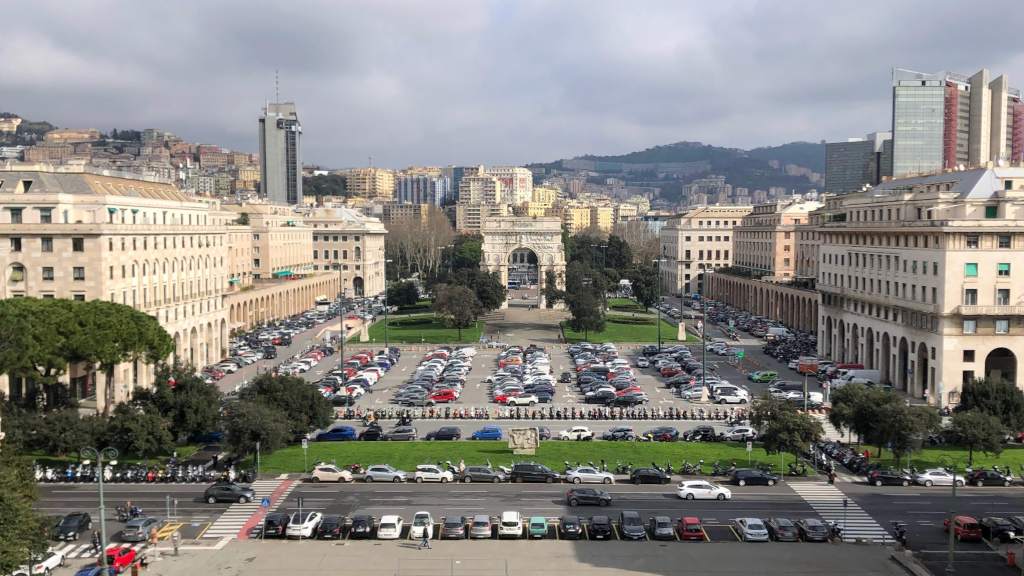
2;1;1022;168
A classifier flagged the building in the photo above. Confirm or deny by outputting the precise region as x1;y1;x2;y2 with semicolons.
455;203;508;233
304;207;388;297
815;167;1024;406
395;174;450;206
825;132;892;194
382;202;431;226
891;68;1023;178
531;185;559;205
590;205;614;233
484;166;533;205
614;202;639;222
458;174;502;205
225;204;313;280
259;102;302;205
561;202;592;234
23;143;74;163
43;128;101;144
0;117;21;134
660;205;752;296
343;168;395;200
732;200;823;280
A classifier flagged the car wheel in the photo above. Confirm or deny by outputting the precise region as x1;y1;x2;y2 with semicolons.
312;476;320;483
599;499;609;507
717;493;726;500
685;493;694;500
1005;480;1011;487
976;480;984;487
441;477;449;483
366;476;374;483
45;569;51;576
545;477;553;483
569;498;578;506
515;477;523;483
72;533;78;541
738;479;746;487
603;477;612;485
573;477;582;484
924;480;933;487
416;477;424;483
393;477;401;483
207;496;217;504
767;480;775;486
875;480;882;487
955;480;964;487
239;496;250;504
902;480;909;487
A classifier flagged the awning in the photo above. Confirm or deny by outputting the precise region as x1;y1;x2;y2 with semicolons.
228;278;241;284
272;270;293;278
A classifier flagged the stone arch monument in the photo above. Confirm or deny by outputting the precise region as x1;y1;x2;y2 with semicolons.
481;216;566;308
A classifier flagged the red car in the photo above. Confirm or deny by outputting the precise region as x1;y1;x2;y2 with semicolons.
660;366;682;377
677;517;706;541
615;386;643;397
105;546;137;573
943;515;982;542
492;391;522;404
429;389;458;403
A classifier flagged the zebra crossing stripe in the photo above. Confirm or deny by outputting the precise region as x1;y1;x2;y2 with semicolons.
789;482;889;542
202;479;286;539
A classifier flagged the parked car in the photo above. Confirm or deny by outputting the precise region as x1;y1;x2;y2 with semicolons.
358;426;385;441
311;464;353;483
470;426;503;440
631;467;671;485
867;468;913;487
967;470;1012;487
565;467;615;485
286;511;323;539
730;469;779;487
618;511;645;540
558;426;595;441
588;515;613;540
377;515;404;540
121;516;162;542
748;371;778;383
460;466;505;483
414;464;454;483
498;511;522;539
348;514;375;539
733;517;770;542
15;549;66;576
204;482;255;504
528;516;548;539
410;512;433;539
316;514;345;540
315;425;357;441
676;480;731;500
720;426;758;442
764;517;799;542
677;517;706;541
648;516;675;541
510;462;559;483
425;426;462;440
641;426;679;442
795;518;829;542
943;515;982;542
980;517;1016;542
51;512;92;541
364;465;407;483
566;487;612;506
601;426;636;441
442;514;467;539
384;426;417;441
263;512;291;538
559;515;583;539
914;468;965;487
103;547;137;573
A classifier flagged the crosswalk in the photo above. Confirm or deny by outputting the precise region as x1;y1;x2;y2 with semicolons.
52;542;147;560
202;479;291;540
789;482;889;542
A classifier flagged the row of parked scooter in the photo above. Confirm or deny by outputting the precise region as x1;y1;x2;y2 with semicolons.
340;405;750;422
33;461;255;484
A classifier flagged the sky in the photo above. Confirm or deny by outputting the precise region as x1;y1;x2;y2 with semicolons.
2;0;1022;168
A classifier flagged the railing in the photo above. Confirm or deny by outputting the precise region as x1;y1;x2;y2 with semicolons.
957;305;1024;316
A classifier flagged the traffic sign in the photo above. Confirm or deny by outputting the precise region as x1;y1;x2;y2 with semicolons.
301;438;308;450
297;497;304;507
260;497;271;509
728;319;735;328
746;441;752;452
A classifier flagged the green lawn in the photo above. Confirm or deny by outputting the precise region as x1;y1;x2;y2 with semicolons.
394;299;433;315
561;314;686;343
607;298;648;314
361;313;483;344
850;444;1024;471
24;445;199;467
253;440;794;474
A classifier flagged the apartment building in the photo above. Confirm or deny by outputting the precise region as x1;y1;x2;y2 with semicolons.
455;202;508;233
458;174;502;205
484;166;533;204
732;200;823;280
304;206;387;297
659;205;752;296
225;204;313;280
343;168;395;200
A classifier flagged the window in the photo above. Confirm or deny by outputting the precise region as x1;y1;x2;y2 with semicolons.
999;263;1011;277
997;289;1010;306
73;294;85;301
996;319;1010;334
962;319;977;334
966;234;979;249
963;370;975;385
41;237;53;252
312;250;318;259
932;262;938;275
39;208;52;224
41;267;54;281
999;235;1011;249
698;236;704;242
964;263;978;277
72;238;84;252
964;289;977;305
985;205;999;218
963;350;975;362
10;237;21;252
72;267;85;281
9;208;22;224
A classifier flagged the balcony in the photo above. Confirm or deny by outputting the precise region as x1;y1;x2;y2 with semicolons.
957;305;1024;316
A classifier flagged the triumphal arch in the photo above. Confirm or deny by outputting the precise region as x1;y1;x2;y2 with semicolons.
480;216;566;308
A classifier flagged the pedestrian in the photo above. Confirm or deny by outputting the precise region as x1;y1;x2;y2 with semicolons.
91;530;101;554
418;530;432;550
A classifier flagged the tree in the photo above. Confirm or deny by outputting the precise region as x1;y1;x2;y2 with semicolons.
0;449;48;574
957;378;1024;431
542;269;565;309
0;298;80;408
627;264;659;308
750;396;823;459
567;289;606;341
107;403;174;458
151;364;223;442
386;280;420;308
239;373;333;439
302;174;348;198
470;271;507;312
449;234;483;273
828;383;892;449
949;409;1006;466
878;403;940;468
224;400;291;457
432;284;481;340
605;235;633;272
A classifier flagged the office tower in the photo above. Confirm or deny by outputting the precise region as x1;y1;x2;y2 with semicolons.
259;102;302;205
824;132;892;193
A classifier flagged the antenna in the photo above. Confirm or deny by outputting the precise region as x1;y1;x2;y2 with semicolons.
275;69;280;103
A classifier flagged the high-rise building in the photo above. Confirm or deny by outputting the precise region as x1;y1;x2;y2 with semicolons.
891;68;1023;178
343;168;395;200
659;205;752;295
458;174;502;205
824;132;892;194
395;174;450;206
484;166;533;204
259;102;302;205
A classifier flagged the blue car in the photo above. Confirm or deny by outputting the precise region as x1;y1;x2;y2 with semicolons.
316;426;357;441
75;568;117;576
471;426;503;440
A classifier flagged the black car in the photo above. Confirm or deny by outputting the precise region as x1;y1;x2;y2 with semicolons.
442;514;467;539
560;515;583;539
558;372;573;383
609;395;648;408
566;487;612;506
425;426;462;441
263;512;290;538
204;482;255;504
642;427;679;442
510;462;560;483
630;468;671;485
648;516;675;541
684;425;718;442
589;515;613;540
867;468;912;487
765;517;799;542
601;426;636;441
51;512;92;541
980;517;1017;542
317;514;345;540
795;518;829;542
730;469;779;486
642;345;660;357
1007;516;1024;535
619;511;645;540
537;426;551;441
349;514;375;539
968;470;1012;487
585;391;616;404
461;466;504;483
359;425;384;441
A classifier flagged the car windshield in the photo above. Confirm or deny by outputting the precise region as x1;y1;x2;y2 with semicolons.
623;516;641;526
380;523;396;530
473;520;489;527
685;525;702;532
502;520;519;527
444;519;463;527
414;517;430;526
656;520;671;528
963;522;980;530
747;521;766;530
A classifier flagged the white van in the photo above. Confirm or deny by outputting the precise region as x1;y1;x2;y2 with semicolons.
831;369;881;388
498;511;523;539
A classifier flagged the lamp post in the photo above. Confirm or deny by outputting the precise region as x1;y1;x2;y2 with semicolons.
940;457;965;575
383;259;393;352
653;258;665;351
81;446;118;570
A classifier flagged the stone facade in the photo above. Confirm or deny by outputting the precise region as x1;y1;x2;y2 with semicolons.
480;217;565;308
660;205;752;296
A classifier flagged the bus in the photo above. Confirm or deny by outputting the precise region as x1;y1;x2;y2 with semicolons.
315;295;331;313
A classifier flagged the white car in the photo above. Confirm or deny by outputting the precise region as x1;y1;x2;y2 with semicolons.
214;362;239;374
677;480;732;500
720;426;758;441
565;467;615;485
506;394;539;407
558;426;595;441
377;515;404;539
410;511;434;539
498;511;523;539
733;517;770;542
914;468;966;487
310;464;353;483
714;389;749;404
286;511;323;538
13;549;65;576
414;464;454;483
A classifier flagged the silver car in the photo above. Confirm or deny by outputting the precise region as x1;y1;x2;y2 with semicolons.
121;516;162;542
364;464;407;483
565;467;615;485
470;514;493;539
733;517;770;542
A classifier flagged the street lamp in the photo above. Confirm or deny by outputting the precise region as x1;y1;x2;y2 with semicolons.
939;456;966;575
652;258;665;351
80;446;118;570
383;259;393;352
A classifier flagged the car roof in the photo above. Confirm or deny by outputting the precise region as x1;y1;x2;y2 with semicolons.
379;515;401;522
682;516;702;523
621;511;640;518
591;515;610;522
802;518;824;525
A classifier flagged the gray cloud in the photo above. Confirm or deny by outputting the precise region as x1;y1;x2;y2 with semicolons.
1;0;1021;167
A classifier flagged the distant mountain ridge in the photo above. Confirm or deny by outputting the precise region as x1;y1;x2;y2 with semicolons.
579;140;824;175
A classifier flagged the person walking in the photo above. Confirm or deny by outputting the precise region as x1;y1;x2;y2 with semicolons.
418;529;432;550
91;530;101;555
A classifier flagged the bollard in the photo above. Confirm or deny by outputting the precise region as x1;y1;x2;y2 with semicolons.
172;531;180;556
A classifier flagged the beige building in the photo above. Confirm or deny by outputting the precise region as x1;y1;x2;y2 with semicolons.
816;167;1024;406
343;168;396;200
660;205;752;296
304;207;387;297
561;202;592;234
43;128;101;144
484;166;533;204
224;204;313;280
455;202;508;233
733;199;822;281
532;185;559;205
458;174;502;205
590;205;615;233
